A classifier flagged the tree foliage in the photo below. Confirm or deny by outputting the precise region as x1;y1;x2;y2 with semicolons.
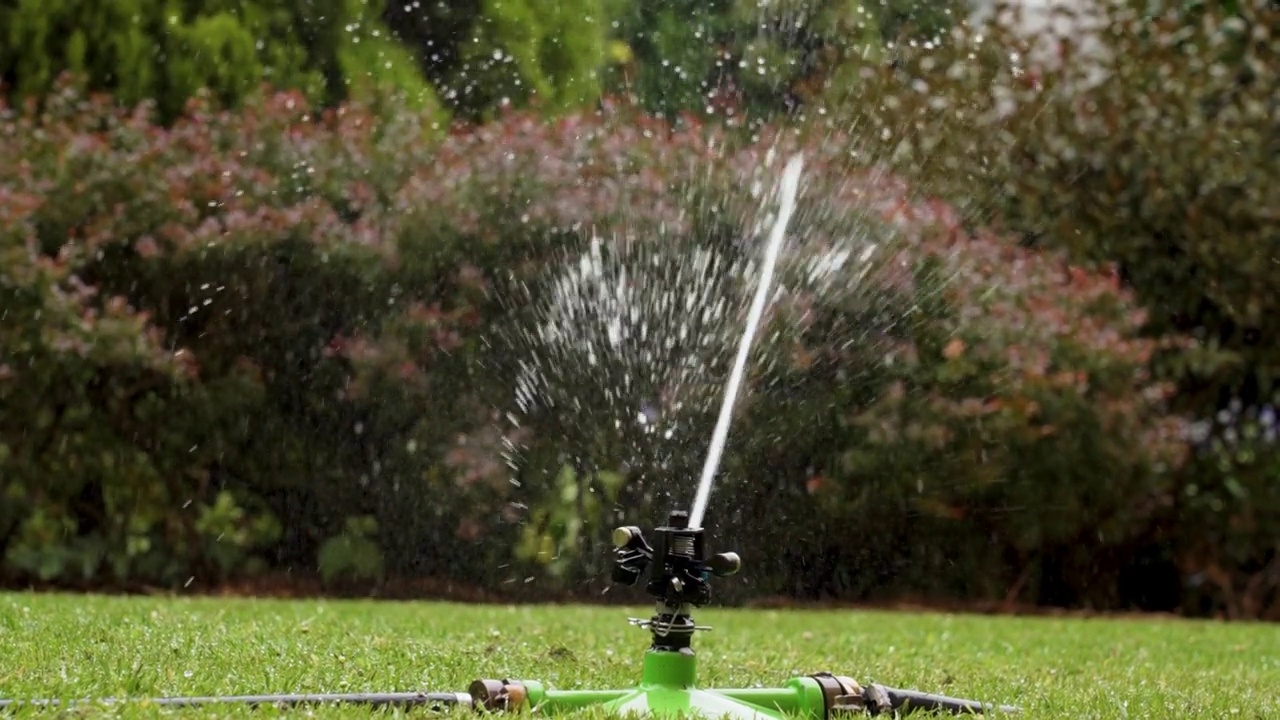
382;0;608;121
601;0;887;121
0;0;441;121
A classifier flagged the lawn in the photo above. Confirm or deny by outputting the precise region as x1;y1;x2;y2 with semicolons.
1;593;1276;718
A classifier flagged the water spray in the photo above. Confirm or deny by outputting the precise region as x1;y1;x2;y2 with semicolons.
689;154;803;530
1;155;1020;716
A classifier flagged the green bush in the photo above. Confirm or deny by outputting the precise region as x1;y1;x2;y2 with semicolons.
0;83;447;586
601;0;888;122
344;112;1188;606
0;181;258;584
595;0;977;123
843;0;1279;614
317;515;384;586
0;74;1232;617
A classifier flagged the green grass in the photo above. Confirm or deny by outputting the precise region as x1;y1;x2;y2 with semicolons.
1;593;1277;718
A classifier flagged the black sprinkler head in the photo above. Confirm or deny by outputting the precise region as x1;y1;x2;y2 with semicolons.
609;509;742;609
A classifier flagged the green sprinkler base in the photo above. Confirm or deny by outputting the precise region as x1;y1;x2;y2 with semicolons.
472;650;828;719
462;514;1018;718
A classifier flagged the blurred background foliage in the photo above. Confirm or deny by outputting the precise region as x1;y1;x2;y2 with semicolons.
1;0;1278;621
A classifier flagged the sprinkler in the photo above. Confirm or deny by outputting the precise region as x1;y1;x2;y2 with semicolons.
463;509;1018;719
1;508;1019;717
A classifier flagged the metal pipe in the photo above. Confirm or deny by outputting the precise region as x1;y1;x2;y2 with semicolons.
872;684;1020;716
0;691;470;711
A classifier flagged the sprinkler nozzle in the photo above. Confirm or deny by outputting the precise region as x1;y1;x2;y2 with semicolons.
708;552;741;577
613;526;642;549
611;525;653;587
664;510;691;529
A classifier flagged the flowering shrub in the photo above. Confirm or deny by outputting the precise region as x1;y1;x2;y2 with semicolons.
0;83;441;586
0;78;1211;614
0;181;276;583
840;0;1279;614
354;112;1189;606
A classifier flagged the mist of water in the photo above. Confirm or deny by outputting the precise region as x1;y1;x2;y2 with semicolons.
688;153;804;530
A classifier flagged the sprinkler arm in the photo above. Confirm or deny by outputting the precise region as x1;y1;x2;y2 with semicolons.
809;673;1020;716
466;674;1020;717
0;681;1018;717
